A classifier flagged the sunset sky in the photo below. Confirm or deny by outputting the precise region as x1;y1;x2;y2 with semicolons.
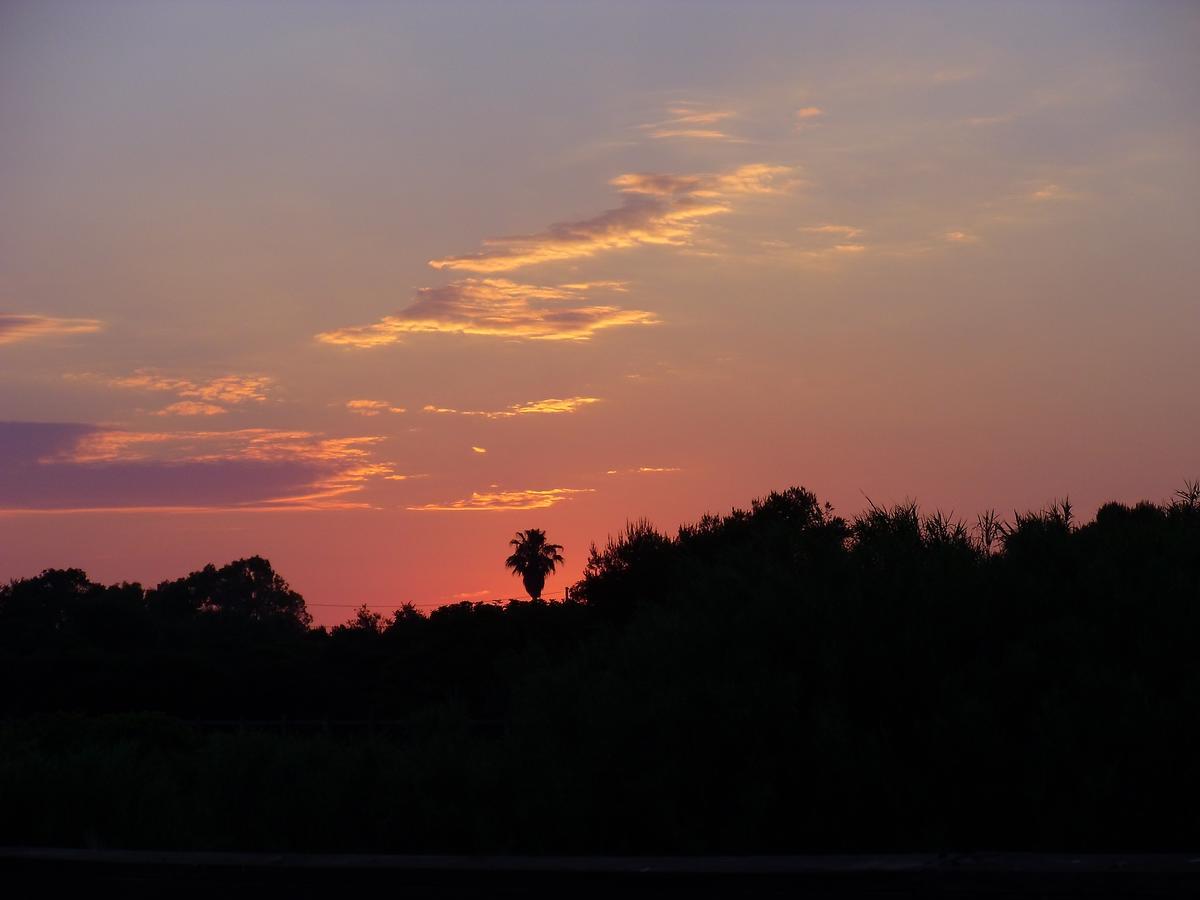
2;1;1197;622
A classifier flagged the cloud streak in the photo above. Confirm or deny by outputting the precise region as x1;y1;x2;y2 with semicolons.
640;105;740;141
73;369;274;415
318;164;792;348
427;163;794;273
423;396;601;419
605;465;682;475
0;315;103;346
943;230;979;243
317;279;657;346
156;401;226;417
802;224;864;238
346;399;406;416
0;422;397;512
408;487;593;512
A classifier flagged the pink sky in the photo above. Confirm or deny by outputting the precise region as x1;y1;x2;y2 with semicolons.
2;2;1198;623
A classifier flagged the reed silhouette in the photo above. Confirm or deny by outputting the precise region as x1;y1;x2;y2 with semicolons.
0;481;1198;853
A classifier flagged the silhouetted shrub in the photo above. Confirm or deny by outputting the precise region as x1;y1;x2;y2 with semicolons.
1;483;1198;852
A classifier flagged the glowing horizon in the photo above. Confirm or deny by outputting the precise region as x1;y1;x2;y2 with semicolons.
2;1;1197;622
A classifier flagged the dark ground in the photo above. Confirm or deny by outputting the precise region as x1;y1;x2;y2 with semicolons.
4;489;1199;866
3;849;1200;898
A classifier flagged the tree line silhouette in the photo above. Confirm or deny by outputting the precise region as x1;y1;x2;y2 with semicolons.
1;482;1198;853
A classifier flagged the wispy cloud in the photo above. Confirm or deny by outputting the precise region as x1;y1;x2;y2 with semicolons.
1030;183;1068;201
756;241;869;269
605;465;682;475
156;401;226;417
72;369;273;415
408;487;593;512
756;223;871;268
960;70;1110;130
802;223;864;238
966;113;1016;127
59;428;382;466
316;279;657;346
319;164;792;348
650;129;733;140
346;399;406;416
0;315;103;346
943;230;979;243
423;396;601;419
427;163;794;273
0;422;398;513
640;104;740;141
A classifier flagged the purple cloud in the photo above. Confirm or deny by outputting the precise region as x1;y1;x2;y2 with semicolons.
0;422;391;512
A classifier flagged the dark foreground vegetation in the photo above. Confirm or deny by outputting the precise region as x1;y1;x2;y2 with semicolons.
1;484;1198;854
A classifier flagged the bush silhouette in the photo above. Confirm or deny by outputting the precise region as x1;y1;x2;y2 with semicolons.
1;481;1198;853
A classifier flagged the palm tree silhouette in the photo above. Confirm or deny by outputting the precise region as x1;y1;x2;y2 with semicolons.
505;528;564;601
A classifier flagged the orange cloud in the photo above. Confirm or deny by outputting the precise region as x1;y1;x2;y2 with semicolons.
664;106;736;125
5;422;397;512
795;106;824;120
408;487;593;512
427;163;794;273
763;224;872;268
1031;183;1066;200
75;369;273;415
773;242;869;267
347;399;406;416
59;427;384;465
559;280;630;291
423;396;601;419
155;401;226;417
316;278;657;346
0;314;103;345
648;128;732;140
471;446;488;454
606;465;682;475
803;224;864;238
641;105;739;141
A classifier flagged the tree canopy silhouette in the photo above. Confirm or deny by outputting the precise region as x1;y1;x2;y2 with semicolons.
504;528;564;600
146;555;311;629
1;481;1199;854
